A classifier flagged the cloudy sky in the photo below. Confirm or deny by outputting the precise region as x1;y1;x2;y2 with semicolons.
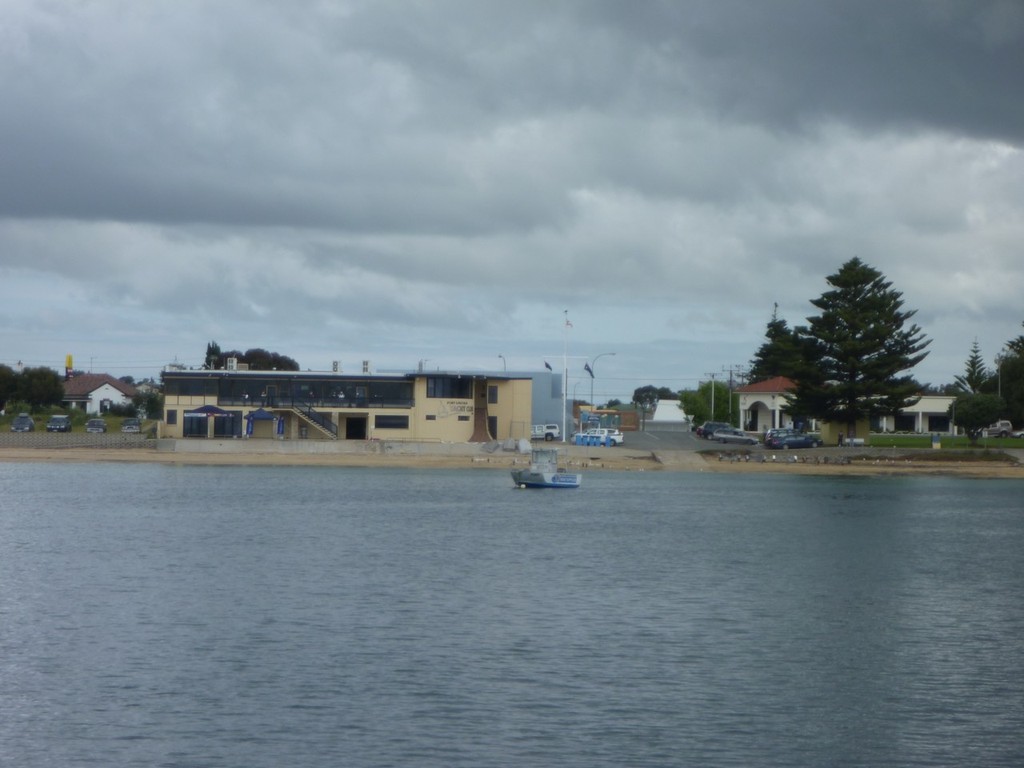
2;0;1022;402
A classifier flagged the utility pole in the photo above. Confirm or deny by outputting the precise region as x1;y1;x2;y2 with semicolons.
704;372;717;420
721;364;749;423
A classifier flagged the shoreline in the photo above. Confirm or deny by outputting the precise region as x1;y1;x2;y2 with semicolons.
1;443;1022;479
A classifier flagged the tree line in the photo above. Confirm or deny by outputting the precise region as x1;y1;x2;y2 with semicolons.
204;341;300;372
0;339;299;418
0;365;65;413
0;365;162;418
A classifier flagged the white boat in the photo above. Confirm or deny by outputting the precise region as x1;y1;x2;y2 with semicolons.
511;448;581;489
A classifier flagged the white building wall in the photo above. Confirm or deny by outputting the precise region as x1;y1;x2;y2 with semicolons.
85;383;134;414
737;394;797;432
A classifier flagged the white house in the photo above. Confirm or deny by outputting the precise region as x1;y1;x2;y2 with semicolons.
62;373;137;414
874;394;956;434
735;376;801;433
736;376;956;439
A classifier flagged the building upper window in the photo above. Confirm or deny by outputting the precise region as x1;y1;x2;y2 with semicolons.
164;373;414;408
164;378;215;397
426;377;473;399
488;385;498;404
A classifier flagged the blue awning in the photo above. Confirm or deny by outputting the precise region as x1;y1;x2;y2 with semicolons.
185;404;232;417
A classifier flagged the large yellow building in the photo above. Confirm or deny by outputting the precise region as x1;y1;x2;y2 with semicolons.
161;368;533;442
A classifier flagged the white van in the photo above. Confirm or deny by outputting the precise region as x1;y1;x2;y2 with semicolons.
531;424;561;441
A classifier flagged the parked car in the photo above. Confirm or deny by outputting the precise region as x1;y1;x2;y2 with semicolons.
715;427;759;446
46;415;72;432
767;432;823;449
86;418;108;433
585;427;624;446
763;428;796;444
121;418;142;433
983;420;1015;438
531;423;561;441
697;421;732;439
10;413;35;432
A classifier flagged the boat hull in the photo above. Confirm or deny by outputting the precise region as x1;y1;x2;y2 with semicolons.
511;469;581;489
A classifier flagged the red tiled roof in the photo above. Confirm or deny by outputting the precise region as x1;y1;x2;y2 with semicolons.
63;373;137;399
735;376;796;394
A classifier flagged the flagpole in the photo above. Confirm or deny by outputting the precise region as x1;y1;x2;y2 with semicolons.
563;310;569;442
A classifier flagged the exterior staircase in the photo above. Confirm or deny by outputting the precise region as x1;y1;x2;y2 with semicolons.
469;382;493;442
291;404;338;439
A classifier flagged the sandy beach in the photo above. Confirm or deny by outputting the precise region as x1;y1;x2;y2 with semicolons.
1;441;1022;479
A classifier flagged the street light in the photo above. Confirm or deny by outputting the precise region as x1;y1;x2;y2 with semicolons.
498;354;506;371
586;352;616;407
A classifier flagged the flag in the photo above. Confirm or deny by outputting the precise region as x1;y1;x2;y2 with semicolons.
544;361;553;371
565;318;573;328
584;363;594;378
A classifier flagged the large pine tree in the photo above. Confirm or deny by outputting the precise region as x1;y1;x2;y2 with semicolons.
748;303;807;383
953;339;990;394
786;257;930;432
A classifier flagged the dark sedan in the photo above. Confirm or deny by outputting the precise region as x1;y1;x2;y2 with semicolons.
46;415;72;432
10;413;35;432
697;421;733;439
763;428;796;444
766;432;823;449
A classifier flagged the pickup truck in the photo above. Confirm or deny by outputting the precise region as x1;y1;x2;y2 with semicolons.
531;424;561;441
584;427;624;446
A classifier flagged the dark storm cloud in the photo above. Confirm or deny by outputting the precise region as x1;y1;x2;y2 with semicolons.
585;0;1024;141
2;0;1020;231
1;0;1021;390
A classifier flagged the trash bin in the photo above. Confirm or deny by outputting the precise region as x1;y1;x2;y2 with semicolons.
931;433;940;450
299;425;308;439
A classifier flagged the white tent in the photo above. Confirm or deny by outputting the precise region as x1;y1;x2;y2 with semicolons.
650;399;688;424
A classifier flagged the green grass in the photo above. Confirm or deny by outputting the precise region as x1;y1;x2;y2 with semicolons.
868;434;1024;450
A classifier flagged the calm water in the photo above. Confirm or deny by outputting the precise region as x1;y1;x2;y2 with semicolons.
1;462;1023;767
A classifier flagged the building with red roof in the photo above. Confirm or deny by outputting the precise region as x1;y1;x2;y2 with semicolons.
735;376;799;433
62;373;137;414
